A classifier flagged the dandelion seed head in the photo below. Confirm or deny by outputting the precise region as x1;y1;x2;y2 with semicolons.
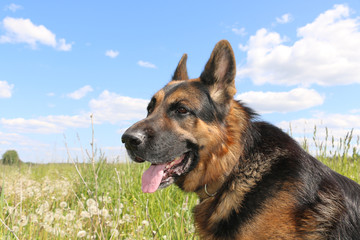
65;213;75;222
101;208;110;218
88;205;99;215
80;211;91;218
110;229;119;237
18;215;28;226
142;220;149;227
75;219;83;229
44;211;55;224
29;213;38;223
44;224;53;233
122;213;132;222
77;230;87;238
59;201;67;208
86;198;97;207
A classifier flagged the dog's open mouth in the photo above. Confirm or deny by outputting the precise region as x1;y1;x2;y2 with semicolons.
141;152;192;193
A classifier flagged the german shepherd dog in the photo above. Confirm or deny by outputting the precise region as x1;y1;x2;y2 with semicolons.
122;40;360;239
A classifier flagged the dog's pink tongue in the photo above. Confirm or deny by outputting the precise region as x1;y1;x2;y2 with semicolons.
142;163;167;193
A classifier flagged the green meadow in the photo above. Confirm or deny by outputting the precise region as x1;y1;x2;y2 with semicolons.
1;128;359;239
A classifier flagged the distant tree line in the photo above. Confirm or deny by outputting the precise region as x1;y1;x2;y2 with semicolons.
1;150;22;165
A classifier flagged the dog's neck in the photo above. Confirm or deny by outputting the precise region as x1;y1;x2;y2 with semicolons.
195;177;226;200
195;101;253;200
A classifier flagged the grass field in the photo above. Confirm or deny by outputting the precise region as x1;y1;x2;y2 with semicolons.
1;128;359;239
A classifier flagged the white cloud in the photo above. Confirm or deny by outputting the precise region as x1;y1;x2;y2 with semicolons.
0;91;148;134
47;92;55;97
236;88;324;114
0;115;90;134
105;50;119;58
232;27;247;36
350;109;360;114
4;3;23;12
238;4;360;86
0;131;47;147
238;43;248;51
67;85;93;100
0;17;73;51
89;90;148;124
137;60;157;69
57;38;73;51
277;113;360;141
0;81;14;98
277;112;360;156
276;13;293;24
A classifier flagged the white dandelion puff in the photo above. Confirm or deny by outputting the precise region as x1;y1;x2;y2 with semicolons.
44;211;55;224
65;213;75;222
18;215;28;226
80;211;91;218
77;230;87;238
142;220;149;227
86;198;97;207
110;229;119;237
59;201;67;208
88;205;99;215
122;214;132;222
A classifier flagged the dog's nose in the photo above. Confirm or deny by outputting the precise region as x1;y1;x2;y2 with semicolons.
122;131;145;149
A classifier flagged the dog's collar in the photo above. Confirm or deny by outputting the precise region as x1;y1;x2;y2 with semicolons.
204;184;217;197
196;181;223;200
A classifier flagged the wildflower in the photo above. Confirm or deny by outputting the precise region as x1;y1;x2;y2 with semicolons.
122;214;132;222
101;208;110;218
106;220;116;228
18;215;28;226
141;220;149;227
77;230;87;238
6;206;15;215
29;213;38;223
12;226;19;232
44;211;55;224
65;213;75;222
114;208;122;215
59;201;67;208
44;224;53;233
36;201;50;216
110;229;119;237
54;208;63;220
88;205;99;215
75;219;83;229
86;198;97;207
80;211;91;218
78;200;85;209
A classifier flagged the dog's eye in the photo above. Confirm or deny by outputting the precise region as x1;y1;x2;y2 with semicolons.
176;107;188;114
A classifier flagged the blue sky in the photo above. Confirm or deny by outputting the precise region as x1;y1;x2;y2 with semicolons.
1;1;360;163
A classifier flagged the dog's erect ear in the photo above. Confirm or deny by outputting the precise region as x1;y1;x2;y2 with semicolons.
200;40;236;104
172;54;189;81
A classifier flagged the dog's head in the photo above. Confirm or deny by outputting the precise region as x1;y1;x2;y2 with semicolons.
122;40;240;193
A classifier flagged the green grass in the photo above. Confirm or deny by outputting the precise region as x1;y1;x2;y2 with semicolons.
0;160;198;239
0;128;359;239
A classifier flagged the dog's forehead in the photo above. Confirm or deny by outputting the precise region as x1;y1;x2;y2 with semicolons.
158;80;205;104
